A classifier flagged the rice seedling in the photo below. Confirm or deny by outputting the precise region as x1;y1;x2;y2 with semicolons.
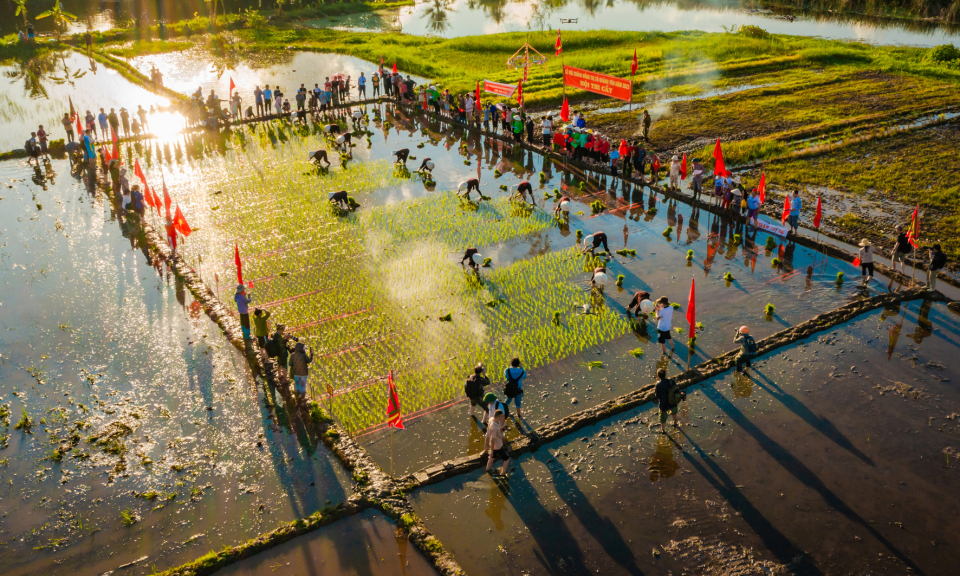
670;302;681;309
837;271;845;283
583;361;605;370
439;313;453;321
628;347;644;358
765;236;777;250
686;249;694;260
771;257;781;266
552;311;562;326
553;189;561;198
482;258;492;267
616;274;625;287
663;226;674;236
724;272;734;281
695;321;705;330
590;200;604;214
764;303;776;315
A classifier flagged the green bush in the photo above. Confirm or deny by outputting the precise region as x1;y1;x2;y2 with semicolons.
927;44;960;63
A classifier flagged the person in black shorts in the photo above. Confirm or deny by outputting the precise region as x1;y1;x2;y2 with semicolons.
485;408;511;475
417;158;435;175
324;123;341;136
464;364;490;417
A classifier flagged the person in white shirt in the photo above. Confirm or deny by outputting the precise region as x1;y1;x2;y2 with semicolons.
857;239;875;282
669;155;681;191
541;115;553;147
654;296;675;355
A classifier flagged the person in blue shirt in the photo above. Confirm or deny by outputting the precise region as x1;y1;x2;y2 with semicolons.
746;190;761;227
503;358;527;417
357;73;366;98
254;85;264;116
235;285;253;340
575;112;586;128
263;86;273;116
788;190;802;234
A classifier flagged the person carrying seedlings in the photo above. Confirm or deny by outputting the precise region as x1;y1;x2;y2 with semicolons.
267;324;290;382
309;149;331;167
591;266;608;293
329;190;352;210
509;180;534;204
503;358;526;417
554;196;572;220
891;224;912;274
926;243;947;290
465;364;491;417
485;408;511;475
417;158;435;175
253;308;272;350
626;290;652;316
235;285;253;341
581;232;610;255
654;368;681;433
654;296;675;355
461;247;483;271
288;342;314;399
788;190;802;235
457;178;482;202
734;325;758;373
858;239;875;283
393;148;410;165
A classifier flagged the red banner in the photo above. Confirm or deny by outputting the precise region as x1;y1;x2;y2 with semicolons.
483;80;517;97
562;66;632;102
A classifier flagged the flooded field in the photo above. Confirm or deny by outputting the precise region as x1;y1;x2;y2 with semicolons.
0;158;353;575
409;302;960;575
0;51;180;153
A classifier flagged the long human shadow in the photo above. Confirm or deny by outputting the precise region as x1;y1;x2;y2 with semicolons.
675;430;817;572
699;385;927;575
529;450;645;575
494;465;594;575
751;369;874;466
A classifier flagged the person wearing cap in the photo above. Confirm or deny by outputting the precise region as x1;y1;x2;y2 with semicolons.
485;408;511;475
253;308;272;350
335;131;352;152
511;114;523;142
457;178;482;202
554;196;572;220
734;325;758;373
581;231;610;255
669;155;681;191
857;239;875;282
654;296;675;355
690;158;704;200
235;285;253;340
591;266;608;293
270;324;290;381
509;180;534;205
788;190;802;234
461;247;483;271
417;158;435;175
464;364;491;417
288;341;314;399
926;243;946;290
309;149;331;166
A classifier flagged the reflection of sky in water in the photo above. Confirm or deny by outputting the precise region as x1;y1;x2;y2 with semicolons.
397;0;960;46
125;50;428;108
0;51;174;152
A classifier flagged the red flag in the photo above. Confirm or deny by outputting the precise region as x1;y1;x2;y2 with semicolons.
555;29;562;57
165;221;177;251
517;77;523;107
852;256;861;268
680;153;688;180
134;158;147;186
102;145;111;164
757;173;766;204
173;205;192;237
386;370;404;429
781;194;791;226
380;54;384;68
68;96;76;120
906;205;919;247
76;115;83;137
686;278;696;334
475;80;480;106
651;154;660;176
144;183;155;208
162;180;172;219
392;62;397;74
149;185;161;217
234;244;243;284
111;126;119;159
814;196;822;228
561;96;570;122
631;49;638;76
712;138;725;177
229;77;235;96
618;139;628;160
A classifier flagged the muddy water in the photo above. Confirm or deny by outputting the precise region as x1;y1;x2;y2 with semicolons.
0;51;178;153
216;508;437;576
0;158;353;576
123;50;427;114
409;301;960;575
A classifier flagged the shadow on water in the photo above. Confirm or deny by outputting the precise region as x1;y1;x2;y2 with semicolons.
697;384;928;575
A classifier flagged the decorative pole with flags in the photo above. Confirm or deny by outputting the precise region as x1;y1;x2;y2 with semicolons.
385;370;404;476
556;30;570;125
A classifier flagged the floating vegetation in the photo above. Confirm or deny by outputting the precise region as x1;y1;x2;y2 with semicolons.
724;272;734;281
765;236;777;250
628;347;644;358
583;361;605;370
616;274;625;287
764;303;776;316
837;271;845;284
616;249;636;256
663;226;674;237
687;250;694;260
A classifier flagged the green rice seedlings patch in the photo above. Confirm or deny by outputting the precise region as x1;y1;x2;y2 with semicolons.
482;257;492;267
628;347;644;358
837;271;845;284
686;249;694;260
764;303;776;316
765;236;777;250
723;272;734;281
583;361;604;370
771;257;781;266
616;274;625;287
590;200;604;214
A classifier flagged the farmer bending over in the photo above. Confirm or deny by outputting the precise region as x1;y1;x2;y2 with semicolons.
461;247;482;271
393;148;410;165
324;123;341;135
582;231;610;254
510;180;534;204
458;178;482;202
554;196;572;219
329;190;351;210
309;150;330;166
417;158;435;174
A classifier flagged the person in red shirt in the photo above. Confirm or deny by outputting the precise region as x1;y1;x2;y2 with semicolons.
584;134;594;163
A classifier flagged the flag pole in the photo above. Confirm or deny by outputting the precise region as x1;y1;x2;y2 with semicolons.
390;425;394;477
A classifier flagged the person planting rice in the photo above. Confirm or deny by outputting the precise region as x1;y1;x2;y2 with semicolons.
485;408;511;475
329;190;351;210
581;231;610;254
417;158;435;174
393;148;410;165
734;326;758;373
457;178;482;202
465;364;491;417
554;196;572;219
626;290;653;316
461;247;483;271
351;109;363;128
324;123;341;136
288;342;313;399
235;285;253;341
509;180;534;204
654;296;675;355
591;266;608;293
336;132;352;152
309;150;330;166
503;358;526;417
